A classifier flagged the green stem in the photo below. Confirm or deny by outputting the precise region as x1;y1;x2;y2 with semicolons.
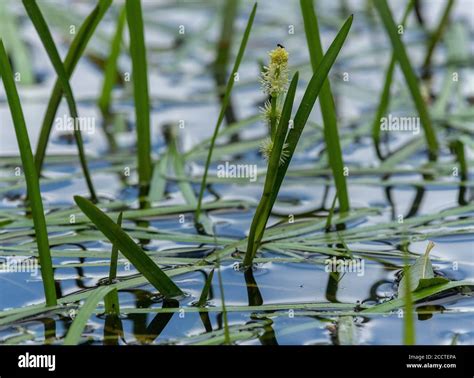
244;74;299;267
270;94;278;139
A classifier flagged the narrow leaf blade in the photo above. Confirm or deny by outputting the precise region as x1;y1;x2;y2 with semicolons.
74;196;183;298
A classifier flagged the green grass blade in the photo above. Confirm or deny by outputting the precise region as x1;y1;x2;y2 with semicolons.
104;212;123;315
214;0;239;128
125;0;152;191
34;0;112;174
0;40;57;306
23;0;98;202
325;192;338;231
300;0;350;213
98;5;126;115
0;1;35;85
451;140;467;179
74;196;183;298
195;3;257;222
362;280;474;314
422;0;455;74
149;151;169;202
197;269;215;308
373;0;439;160
214;0;239;87
64;286;113;345
216;257;230;344
108;212;122;282
167;127;213;234
402;243;415;345
371;0;414;157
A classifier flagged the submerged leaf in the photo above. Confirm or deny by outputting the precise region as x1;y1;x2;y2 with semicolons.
337;316;357;345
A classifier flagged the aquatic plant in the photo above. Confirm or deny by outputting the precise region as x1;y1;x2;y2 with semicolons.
243;15;354;268
259;45;290;162
0;0;472;349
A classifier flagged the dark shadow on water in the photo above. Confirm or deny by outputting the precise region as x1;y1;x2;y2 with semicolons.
244;268;279;345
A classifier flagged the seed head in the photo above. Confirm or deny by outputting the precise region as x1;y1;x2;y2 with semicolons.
260;137;290;166
259;100;281;130
261;45;289;95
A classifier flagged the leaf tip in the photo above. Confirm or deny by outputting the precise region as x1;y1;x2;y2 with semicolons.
425;241;435;256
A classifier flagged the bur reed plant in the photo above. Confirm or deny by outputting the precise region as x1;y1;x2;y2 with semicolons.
0;40;57;306
243;15;354;268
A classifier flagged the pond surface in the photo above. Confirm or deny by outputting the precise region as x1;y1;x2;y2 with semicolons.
0;0;473;345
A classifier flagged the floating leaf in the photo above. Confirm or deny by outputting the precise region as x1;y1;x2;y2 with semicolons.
398;241;449;297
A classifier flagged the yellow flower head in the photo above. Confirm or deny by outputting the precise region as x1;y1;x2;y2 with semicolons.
269;46;289;66
261;45;289;95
